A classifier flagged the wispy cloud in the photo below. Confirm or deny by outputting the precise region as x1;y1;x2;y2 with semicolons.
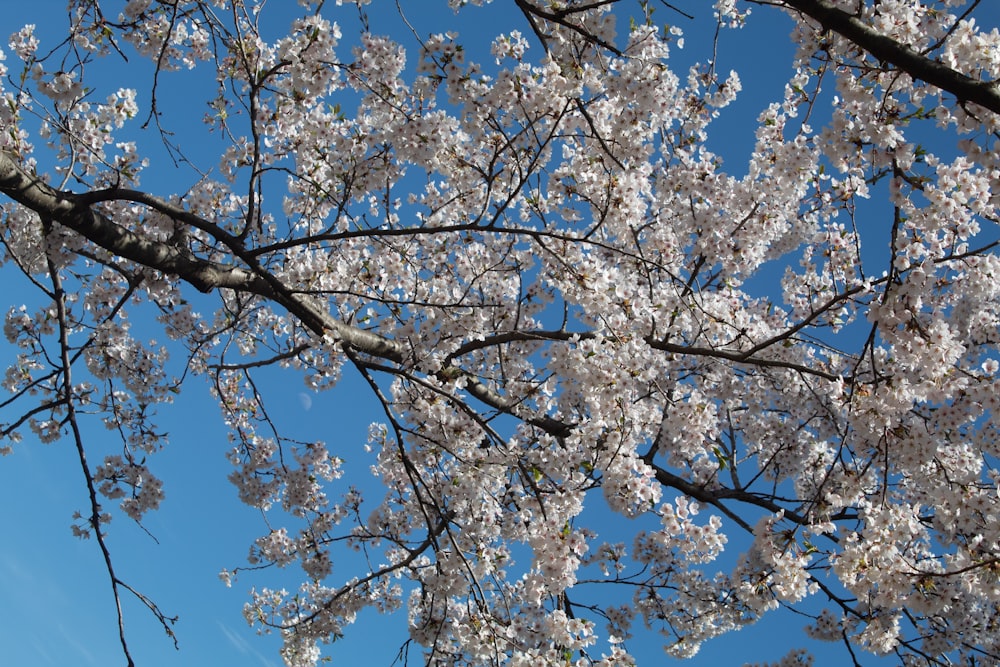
16;623;100;666
0;551;72;610
53;622;100;666
28;633;56;665
218;620;278;667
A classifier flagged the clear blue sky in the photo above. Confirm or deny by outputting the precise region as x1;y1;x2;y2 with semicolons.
2;2;992;666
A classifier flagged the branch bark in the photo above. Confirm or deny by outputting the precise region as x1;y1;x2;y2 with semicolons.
0;151;405;362
0;151;266;294
780;0;1000;115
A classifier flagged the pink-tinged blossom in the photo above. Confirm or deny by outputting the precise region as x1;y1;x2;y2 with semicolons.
1;1;1000;666
9;25;38;61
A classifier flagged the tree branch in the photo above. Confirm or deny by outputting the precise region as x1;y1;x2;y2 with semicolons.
780;0;1000;115
0;151;267;294
0;151;405;362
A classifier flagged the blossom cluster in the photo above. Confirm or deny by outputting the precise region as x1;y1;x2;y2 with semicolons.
1;1;1000;666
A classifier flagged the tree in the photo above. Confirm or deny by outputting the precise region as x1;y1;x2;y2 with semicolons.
1;0;999;665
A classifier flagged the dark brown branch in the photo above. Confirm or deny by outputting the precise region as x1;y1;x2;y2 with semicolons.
513;0;623;55
0;151;405;363
780;0;1000;115
0;151;266;294
48;239;137;667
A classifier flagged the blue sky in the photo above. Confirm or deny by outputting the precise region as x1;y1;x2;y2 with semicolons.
1;1;995;666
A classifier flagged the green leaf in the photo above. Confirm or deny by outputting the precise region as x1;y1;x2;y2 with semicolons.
712;446;728;470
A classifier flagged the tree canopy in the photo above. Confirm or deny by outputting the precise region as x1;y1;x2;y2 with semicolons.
2;1;1000;665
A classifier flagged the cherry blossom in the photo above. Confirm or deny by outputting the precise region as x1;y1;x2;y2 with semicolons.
1;1;999;666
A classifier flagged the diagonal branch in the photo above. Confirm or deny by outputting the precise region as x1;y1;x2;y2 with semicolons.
779;0;1000;115
0;151;405;362
0;151;267;294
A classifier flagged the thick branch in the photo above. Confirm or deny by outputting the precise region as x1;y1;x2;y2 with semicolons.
0;151;405;362
0;154;846;534
0;151;266;293
780;0;1000;115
